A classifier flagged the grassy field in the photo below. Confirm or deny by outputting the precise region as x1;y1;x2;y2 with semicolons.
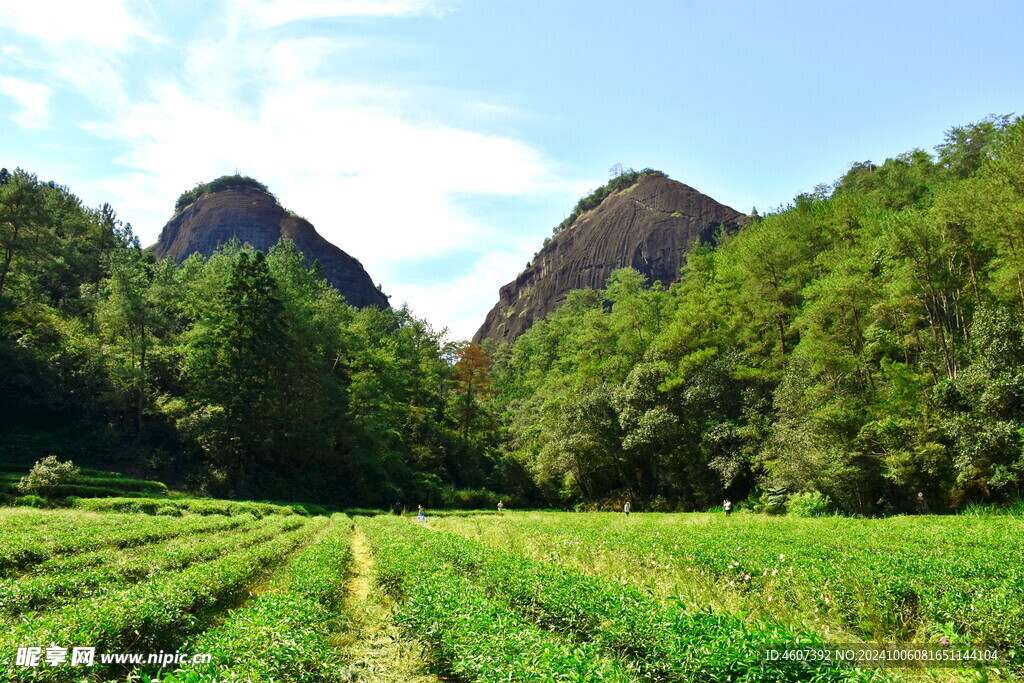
0;505;1019;681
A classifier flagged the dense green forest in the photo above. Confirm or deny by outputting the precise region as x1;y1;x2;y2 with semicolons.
2;114;1023;513
0;172;501;506
486;115;1024;514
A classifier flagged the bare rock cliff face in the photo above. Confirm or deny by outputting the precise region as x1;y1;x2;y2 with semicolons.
474;174;748;343
152;187;388;309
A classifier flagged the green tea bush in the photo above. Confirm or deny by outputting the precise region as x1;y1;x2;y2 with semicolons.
174;518;351;682
363;517;633;682
379;519;860;682
14;494;46;508
0;521;319;681
77;476;168;494
73;497;296;518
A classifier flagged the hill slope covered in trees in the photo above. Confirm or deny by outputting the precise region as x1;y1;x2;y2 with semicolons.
0;173;497;506
486;115;1024;514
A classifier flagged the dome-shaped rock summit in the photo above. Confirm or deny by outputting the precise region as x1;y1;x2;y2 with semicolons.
152;176;388;309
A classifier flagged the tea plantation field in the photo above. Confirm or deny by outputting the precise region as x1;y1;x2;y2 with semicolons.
1;505;1019;682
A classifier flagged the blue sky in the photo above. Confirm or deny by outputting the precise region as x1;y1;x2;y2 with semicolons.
2;0;1022;340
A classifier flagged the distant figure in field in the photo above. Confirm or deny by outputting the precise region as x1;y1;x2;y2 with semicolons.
417;504;425;523
916;491;928;514
723;498;732;516
624;501;631;516
393;501;403;516
497;500;504;513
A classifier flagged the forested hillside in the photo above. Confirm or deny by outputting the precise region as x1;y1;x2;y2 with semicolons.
0;173;498;506
487;115;1024;514
3;114;1023;514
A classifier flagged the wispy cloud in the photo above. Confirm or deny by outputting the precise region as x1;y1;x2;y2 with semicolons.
389;248;535;341
236;0;453;26
87;75;552;264
0;76;50;129
0;1;153;48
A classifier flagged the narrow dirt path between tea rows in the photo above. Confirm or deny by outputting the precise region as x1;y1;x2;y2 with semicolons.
336;525;446;682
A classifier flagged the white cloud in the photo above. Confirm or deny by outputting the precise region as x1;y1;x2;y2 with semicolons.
389;248;535;342
88;79;552;265
0;76;50;129
0;0;152;49
237;0;452;26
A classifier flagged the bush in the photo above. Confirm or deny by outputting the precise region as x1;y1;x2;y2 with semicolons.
17;456;80;497
14;494;47;508
750;487;788;515
787;491;832;517
175;174;274;211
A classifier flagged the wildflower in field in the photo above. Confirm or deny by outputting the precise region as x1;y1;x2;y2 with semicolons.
779;553;785;560
941;637;949;645
772;568;778;575
744;574;750;581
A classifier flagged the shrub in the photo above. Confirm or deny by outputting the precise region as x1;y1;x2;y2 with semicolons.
17;456;80;497
787;491;832;517
750;487;788;515
174;174;274;211
14;494;47;508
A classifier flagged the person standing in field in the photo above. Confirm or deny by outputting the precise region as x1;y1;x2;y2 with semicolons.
417;504;425;523
497;500;504;513
624;501;631;516
723;498;732;516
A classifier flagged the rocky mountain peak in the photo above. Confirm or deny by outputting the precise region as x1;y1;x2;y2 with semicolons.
474;173;748;343
152;176;388;309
